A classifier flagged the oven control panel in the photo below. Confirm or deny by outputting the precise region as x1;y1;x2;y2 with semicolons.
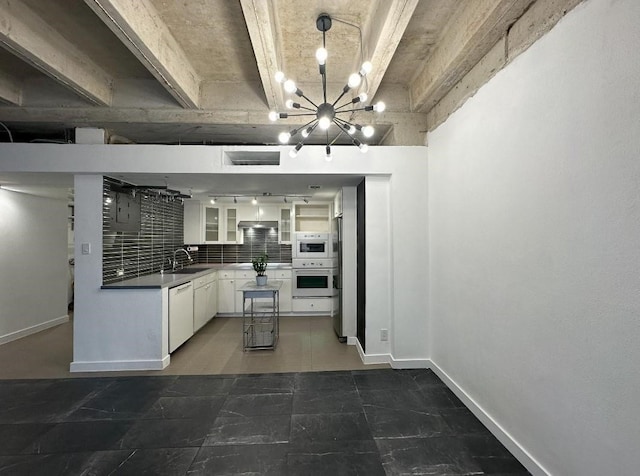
292;258;336;268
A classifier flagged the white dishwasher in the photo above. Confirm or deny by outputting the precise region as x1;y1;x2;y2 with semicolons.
169;281;194;353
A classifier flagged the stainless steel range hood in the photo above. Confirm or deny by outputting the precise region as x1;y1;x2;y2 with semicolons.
237;221;278;229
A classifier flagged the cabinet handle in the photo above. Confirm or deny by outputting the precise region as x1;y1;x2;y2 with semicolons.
176;283;192;292
205;284;210;289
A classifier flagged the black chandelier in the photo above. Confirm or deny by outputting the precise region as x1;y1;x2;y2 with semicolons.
269;14;385;160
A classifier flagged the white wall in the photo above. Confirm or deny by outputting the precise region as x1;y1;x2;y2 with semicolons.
0;188;68;343
0;145;429;369
71;175;167;371
428;0;640;474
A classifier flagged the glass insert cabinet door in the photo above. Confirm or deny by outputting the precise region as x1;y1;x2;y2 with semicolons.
225;208;237;242
204;206;219;242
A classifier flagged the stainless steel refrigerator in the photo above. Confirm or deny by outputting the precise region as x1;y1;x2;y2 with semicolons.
332;215;345;341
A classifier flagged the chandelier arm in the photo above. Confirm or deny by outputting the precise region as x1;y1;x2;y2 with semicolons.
297;93;319;109
331;89;350;108
330;120;348;145
335;106;369;114
297;105;317;112
281;113;318;117
335;100;357;111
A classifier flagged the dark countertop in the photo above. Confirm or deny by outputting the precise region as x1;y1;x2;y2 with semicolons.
101;263;292;290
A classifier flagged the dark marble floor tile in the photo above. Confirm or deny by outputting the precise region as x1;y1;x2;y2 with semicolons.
0;423;55;455
397;368;446;388
291;412;372;443
119;418;212;449
352;369;421;391
220;393;292;417
292;390;363;415
161;376;234;397
187;444;288;475
441;407;492;436
143;396;226;420
376;437;483;476
0;379;112;424
364;407;450;439
26;420;134;454
0;452;124;476
462;435;531;474
230;374;295;395
204;415;291;446
66;378;172;421
287;440;385;476
359;388;431;412
108;447;199;475
294;371;356;392
420;385;466;409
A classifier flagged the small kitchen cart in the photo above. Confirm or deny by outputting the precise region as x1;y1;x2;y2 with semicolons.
239;280;282;351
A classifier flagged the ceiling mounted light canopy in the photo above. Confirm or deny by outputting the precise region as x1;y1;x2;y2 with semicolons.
270;14;385;160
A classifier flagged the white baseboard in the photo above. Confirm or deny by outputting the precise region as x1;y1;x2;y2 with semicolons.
428;359;549;476
70;355;170;372
0;314;69;346
390;356;430;369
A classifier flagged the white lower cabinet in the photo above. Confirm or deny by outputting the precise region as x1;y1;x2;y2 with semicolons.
217;274;236;313
292;297;332;313
169;282;194;352
194;272;217;332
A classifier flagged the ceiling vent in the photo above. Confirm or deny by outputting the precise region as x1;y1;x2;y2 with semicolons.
308;185;322;190
224;151;280;166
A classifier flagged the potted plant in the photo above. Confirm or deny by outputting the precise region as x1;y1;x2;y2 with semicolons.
252;253;268;286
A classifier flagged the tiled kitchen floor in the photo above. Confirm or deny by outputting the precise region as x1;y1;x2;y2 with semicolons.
0;316;387;379
0;369;530;475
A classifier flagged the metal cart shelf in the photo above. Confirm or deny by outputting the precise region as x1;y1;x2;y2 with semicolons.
239;280;282;351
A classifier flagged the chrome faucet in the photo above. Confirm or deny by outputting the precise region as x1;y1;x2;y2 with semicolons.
172;248;193;270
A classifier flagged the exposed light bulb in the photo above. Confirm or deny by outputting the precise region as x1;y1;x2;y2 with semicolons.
315;47;327;65
285;99;294;109
348;125;356;135
210;198;216;204
318;116;331;130
301;127;312;138
359;92;368;103
360;61;372;75
348;73;362;88
359;143;369;153
284;79;296;93
252;197;257;205
268;111;278;121
278;131;291;143
374;101;386;112
275;71;285;83
363;125;375;138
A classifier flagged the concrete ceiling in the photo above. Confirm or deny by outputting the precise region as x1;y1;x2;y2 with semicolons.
0;0;547;147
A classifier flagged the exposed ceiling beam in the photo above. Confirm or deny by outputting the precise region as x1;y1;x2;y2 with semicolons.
239;0;284;110
361;0;419;102
0;72;22;105
0;0;113;106
410;0;535;113
84;0;200;109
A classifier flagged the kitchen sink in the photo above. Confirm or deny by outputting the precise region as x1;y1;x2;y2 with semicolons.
166;267;210;274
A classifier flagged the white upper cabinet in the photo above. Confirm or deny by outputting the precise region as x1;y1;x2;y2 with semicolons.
294;202;331;232
204;205;221;243
183;200;203;244
279;206;292;244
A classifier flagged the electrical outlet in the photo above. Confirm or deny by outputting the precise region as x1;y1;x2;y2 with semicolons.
117;268;124;276
380;329;389;341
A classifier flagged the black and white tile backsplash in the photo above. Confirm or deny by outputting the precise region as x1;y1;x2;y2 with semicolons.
103;177;292;283
187;228;292;264
103;177;183;284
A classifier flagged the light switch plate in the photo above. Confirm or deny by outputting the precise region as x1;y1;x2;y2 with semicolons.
81;243;91;255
